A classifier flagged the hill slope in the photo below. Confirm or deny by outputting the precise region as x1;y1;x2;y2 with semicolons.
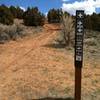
0;24;99;100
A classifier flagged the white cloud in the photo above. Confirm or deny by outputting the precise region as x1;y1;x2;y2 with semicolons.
45;12;48;17
62;0;70;2
20;6;26;11
62;0;100;15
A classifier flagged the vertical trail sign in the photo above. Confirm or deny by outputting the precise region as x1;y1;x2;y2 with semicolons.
75;10;84;67
75;10;84;100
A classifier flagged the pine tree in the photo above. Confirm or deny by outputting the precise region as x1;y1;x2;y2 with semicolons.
47;9;62;23
9;6;17;18
0;5;14;25
23;7;45;26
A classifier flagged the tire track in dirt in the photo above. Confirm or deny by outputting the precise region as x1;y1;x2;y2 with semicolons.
0;24;58;73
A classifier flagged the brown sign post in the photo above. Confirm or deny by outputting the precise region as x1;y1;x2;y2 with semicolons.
75;10;84;100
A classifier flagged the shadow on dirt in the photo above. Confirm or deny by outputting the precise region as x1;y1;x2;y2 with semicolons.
32;97;74;100
43;43;66;49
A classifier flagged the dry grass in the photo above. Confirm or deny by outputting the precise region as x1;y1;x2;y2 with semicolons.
0;23;99;100
60;14;74;46
84;30;100;66
0;19;43;44
0;23;25;43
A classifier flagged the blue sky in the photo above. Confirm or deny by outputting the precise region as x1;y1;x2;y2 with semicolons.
0;0;100;15
0;0;63;13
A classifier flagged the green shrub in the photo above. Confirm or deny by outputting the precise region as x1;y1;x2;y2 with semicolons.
85;38;97;46
0;5;14;25
16;6;24;19
9;6;17;18
60;12;74;47
10;6;24;19
0;23;25;43
85;13;100;32
23;7;45;26
47;9;61;23
0;32;10;44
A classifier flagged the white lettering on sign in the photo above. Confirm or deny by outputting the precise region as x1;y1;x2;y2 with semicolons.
77;21;82;25
76;43;82;47
77;47;82;50
78;13;83;18
77;32;83;35
77;25;83;28
77;28;83;33
75;10;84;63
76;55;82;61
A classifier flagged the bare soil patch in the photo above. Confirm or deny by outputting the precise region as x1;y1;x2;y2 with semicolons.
0;24;99;100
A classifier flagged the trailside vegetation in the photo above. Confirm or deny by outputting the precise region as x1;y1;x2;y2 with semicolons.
47;9;62;23
0;5;14;25
23;7;45;26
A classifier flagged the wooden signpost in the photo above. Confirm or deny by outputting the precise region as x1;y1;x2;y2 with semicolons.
75;10;84;100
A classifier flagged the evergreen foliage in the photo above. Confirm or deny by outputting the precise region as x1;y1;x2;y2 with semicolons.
85;13;100;31
23;7;45;26
0;5;14;25
47;9;62;23
0;4;99;31
10;6;24;19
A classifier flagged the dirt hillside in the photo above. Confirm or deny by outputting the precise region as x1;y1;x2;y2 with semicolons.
0;24;99;100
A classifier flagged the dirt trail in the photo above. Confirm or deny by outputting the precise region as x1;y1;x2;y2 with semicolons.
0;24;99;100
0;24;73;99
0;24;57;72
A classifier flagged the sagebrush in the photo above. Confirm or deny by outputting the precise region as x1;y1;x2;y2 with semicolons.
61;13;74;47
0;23;25;43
